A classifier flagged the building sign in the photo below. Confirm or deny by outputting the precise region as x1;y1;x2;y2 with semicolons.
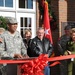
61;21;75;35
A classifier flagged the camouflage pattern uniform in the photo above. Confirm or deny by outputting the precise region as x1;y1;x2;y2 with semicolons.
0;30;27;75
0;34;4;75
0;31;27;57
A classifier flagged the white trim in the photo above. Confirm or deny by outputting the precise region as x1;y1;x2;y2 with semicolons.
17;13;36;38
0;0;37;38
0;0;15;9
17;0;36;12
0;12;15;17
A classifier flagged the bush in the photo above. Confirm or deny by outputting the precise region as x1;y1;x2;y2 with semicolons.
0;16;7;30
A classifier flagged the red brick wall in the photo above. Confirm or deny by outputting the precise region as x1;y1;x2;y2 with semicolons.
51;0;75;36
36;0;75;53
51;0;75;49
36;1;75;75
50;0;59;55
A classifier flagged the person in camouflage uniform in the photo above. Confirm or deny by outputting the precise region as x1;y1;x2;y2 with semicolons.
0;28;5;51
58;25;72;75
64;28;75;75
0;28;5;75
0;17;27;75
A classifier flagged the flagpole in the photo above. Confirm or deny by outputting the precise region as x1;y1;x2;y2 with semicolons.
43;1;53;44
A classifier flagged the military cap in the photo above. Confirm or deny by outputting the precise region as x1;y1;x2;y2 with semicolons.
5;17;18;24
64;25;72;30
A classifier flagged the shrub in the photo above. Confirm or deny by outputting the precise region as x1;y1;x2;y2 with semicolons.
0;16;7;30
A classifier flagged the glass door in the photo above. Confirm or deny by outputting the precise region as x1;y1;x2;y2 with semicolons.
17;13;36;38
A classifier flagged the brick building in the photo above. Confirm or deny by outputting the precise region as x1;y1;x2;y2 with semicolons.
0;0;75;43
37;0;75;53
37;0;75;75
0;0;75;75
50;0;75;55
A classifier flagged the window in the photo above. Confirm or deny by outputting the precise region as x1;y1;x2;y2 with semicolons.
0;0;3;6
0;0;13;7
5;0;13;7
19;0;33;9
20;17;31;38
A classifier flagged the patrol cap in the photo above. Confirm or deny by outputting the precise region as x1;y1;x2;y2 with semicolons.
5;17;18;24
64;25;72;30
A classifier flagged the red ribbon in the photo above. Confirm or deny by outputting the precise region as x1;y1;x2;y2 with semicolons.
21;54;48;75
20;54;75;75
0;54;75;75
0;54;75;64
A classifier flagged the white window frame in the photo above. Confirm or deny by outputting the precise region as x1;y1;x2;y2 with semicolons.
0;0;15;10
17;13;36;38
16;0;36;12
0;0;36;38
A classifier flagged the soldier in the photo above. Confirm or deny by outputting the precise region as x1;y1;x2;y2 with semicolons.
0;28;5;47
0;28;5;75
0;17;28;75
58;25;72;75
64;28;75;75
58;25;72;55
